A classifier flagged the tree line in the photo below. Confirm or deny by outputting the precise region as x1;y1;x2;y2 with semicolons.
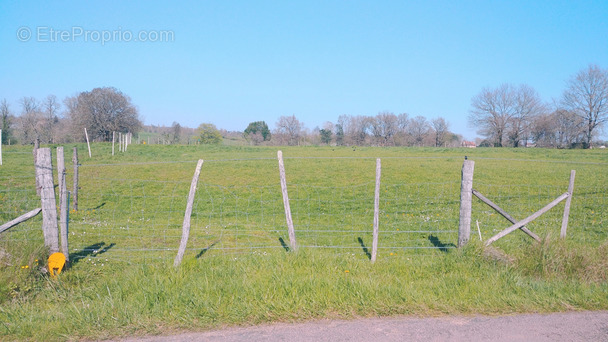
1;87;142;145
469;64;608;148
2;64;606;148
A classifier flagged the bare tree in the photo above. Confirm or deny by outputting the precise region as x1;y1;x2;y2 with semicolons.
371;112;398;146
18;96;44;144
408;116;431;146
42;95;61;143
275;115;303;146
469;84;544;147
66;87;142;142
508;85;545;147
431;117;450;147
562;64;608;148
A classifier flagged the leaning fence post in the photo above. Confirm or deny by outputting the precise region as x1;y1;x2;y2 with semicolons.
35;148;60;253
84;128;92;158
72;147;79;211
561;170;576;238
174;159;204;267
458;158;475;247
371;158;381;263
277;150;297;251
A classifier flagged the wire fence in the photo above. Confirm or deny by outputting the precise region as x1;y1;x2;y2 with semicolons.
1;155;607;264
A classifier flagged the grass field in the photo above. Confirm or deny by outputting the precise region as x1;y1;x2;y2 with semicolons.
1;143;607;341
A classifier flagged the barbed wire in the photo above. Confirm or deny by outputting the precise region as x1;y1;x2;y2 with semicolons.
1;157;606;264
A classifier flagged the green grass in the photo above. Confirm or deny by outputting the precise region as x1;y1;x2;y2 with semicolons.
1;143;607;341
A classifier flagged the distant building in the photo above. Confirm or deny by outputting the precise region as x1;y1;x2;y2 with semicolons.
461;140;476;148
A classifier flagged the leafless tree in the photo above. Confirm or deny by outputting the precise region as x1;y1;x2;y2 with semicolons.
508;85;545;147
371;112;398;146
408;116;431;146
431;117;450;147
18;96;44;144
561;64;608;148
469;84;544;147
42;95;61;143
275;115;303;146
66;87;141;142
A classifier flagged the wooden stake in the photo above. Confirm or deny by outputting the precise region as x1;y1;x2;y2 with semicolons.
0;208;41;234
278;150;297;251
458;159;475;247
59;165;69;261
472;189;541;242
371;158;381;263
174;159;204;267
561;170;576;238
56;147;65;203
485;192;570;246
35;148;59;253
84;128;91;158
72;148;79;211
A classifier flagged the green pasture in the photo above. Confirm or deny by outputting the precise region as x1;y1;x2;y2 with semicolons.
0;143;607;340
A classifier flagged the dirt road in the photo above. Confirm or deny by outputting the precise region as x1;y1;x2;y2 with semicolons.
122;311;608;341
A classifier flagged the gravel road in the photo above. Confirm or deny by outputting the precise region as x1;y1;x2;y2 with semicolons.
120;311;608;341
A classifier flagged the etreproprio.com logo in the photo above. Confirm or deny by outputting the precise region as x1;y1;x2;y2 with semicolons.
17;26;174;45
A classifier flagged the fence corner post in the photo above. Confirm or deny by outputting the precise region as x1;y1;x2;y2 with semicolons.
458;158;475;247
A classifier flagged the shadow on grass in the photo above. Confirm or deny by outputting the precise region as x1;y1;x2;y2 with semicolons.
428;235;455;253
196;241;218;258
69;241;115;265
357;237;371;260
278;237;290;252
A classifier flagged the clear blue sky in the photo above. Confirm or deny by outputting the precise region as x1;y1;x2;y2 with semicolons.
1;1;607;140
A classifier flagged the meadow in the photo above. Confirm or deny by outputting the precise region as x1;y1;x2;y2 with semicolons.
1;143;607;341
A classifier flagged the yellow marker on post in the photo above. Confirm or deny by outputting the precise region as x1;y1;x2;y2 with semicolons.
48;252;66;278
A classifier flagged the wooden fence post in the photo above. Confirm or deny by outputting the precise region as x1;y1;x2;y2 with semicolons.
371;158;381;263
33;138;40;195
56;147;65;201
35;148;59;253
84;128;91;158
72;147;79;211
458;159;475;247
56;147;69;260
0;208;42;234
174;159;204;267
112;131;115;156
278;150;297;251
561;170;576;238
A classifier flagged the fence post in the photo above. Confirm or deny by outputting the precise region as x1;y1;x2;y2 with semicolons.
561;170;576;238
112;131;115;156
72;147;79;211
371;158;381;263
458;158;475;247
56;147;65;201
174;159;204;267
84;128;92;158
35;148;59;253
33;138;40;195
59;164;69;261
277;150;297;251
